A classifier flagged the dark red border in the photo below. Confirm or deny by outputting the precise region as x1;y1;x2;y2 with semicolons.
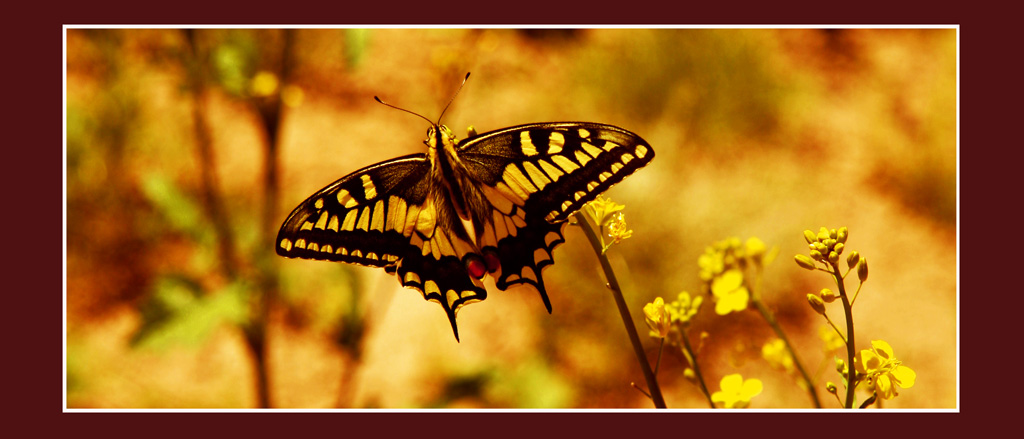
23;0;989;436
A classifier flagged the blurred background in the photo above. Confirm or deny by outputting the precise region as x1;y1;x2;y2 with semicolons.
65;27;957;409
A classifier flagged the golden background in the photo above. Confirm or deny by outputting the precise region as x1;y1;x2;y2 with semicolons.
65;28;957;409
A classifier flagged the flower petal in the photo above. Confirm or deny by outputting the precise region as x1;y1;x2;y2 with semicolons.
891;365;916;388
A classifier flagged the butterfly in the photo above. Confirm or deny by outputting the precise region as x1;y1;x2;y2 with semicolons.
276;74;654;341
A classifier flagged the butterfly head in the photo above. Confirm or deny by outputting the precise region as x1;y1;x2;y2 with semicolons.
425;124;457;152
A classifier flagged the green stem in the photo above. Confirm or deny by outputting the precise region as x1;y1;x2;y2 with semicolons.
575;213;666;409
750;296;822;408
830;261;857;409
679;330;715;408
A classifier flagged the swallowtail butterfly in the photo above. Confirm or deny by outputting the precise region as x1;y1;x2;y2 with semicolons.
277;74;654;340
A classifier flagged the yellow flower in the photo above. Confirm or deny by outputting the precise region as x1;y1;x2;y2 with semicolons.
666;291;703;324
643;297;671;338
711;373;763;408
854;340;916;400
582;195;625;227
605;211;633;245
761;338;794;372
711;269;749;315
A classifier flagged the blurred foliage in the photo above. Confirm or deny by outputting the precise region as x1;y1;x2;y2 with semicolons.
131;276;251;350
576;30;790;146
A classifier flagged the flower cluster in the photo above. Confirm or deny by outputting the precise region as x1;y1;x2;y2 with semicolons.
698;237;772;315
855;340;916;400
581;195;633;253
762;338;795;373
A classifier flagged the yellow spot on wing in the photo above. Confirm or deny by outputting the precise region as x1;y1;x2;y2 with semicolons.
582;142;602;158
548;131;564;154
503;164;538;199
610;162;624;173
520;131;538;156
370;200;385;232
575;150;591;166
483;185;515;215
446;290;461;309
495;181;526;206
415;199;437;237
522;161;550;190
621;152;635;165
538;159;564;182
578;128;590;138
602;141;619;152
314;210;329;230
405;271;421;285
300;221;314;231
341;209;358;231
387;195;407;232
635;144;649;159
327;215;339;232
599;171;613;182
295;238;306;249
314;198;324;209
338;189;358;208
361;174;377;199
404;203;422;237
552;155;580;172
308;242;320;252
279;238;293;251
356;207;370;231
322;244;333;253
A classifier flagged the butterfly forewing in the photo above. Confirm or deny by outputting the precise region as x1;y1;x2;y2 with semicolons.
458;122;655;224
276;155;431;266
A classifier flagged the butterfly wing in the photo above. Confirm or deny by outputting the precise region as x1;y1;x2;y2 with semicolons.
276;154;486;340
457;122;655;309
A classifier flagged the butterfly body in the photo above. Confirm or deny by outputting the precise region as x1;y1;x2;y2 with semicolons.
277;120;654;340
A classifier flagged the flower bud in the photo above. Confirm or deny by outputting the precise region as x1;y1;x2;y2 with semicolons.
809;250;824;262
858;257;869;283
817;228;830;242
828;251;839;264
833;242;844;256
829;228;838;239
684;368;696;383
835;358;846;373
826;382;838;394
846;251;860;269
795;254;816;270
837;227;848;243
820;288;836;303
803;230;817;244
807;293;826;315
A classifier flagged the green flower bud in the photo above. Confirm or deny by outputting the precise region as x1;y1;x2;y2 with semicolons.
835;358;846;373
828;251;839;264
837;227;848;243
803;230;817;244
795;254;816;270
847;251;860;269
807;293;826;315
826;382;838;394
829;228;838;239
858;257;869;283
809;250;824;262
821;288;836;303
833;242;845;256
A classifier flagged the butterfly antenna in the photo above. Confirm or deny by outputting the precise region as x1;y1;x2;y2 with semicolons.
374;95;434;126
436;72;471;125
